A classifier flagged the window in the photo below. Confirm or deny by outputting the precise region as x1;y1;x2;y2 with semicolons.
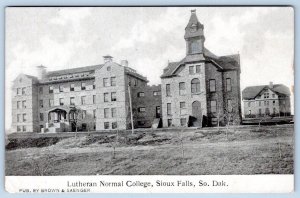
17;101;21;109
133;79;137;86
40;125;44;131
227;99;232;113
166;84;171;96
70;84;75;91
138;121;146;126
104;93;109;102
226;78;231;92
265;108;270;115
273;108;276;114
93;95;96;104
40;113;44;121
180;118;187;127
191;78;200;93
111;77;116;86
81;82;86;90
17;88;21;95
264;92;269;99
103;78;109;87
59;85;63;92
196;65;201;73
272;94;275;98
111;92;117;101
82;123;87;131
104;108;109;118
189;66;194;75
179;82;186;95
39;100;43;108
180;102;186;115
259;109;262;115
93;109;96;119
22;126;26;132
17;126;21;132
153;91;161;96
259;101;261;106
190;41;200;54
22;101;26;108
112;122;118;129
210;101;217;113
59;98;64;106
209;79;216;92
39;87;43;94
49;99;54;107
273;100;275;105
248;110;252;115
23;113;27;122
266;101;269;106
111;108;117;118
17;114;21;122
93;83;96;89
180;102;186;109
138;107;146;112
167;103;172;115
81;96;86;105
70;97;75;105
49;86;53;93
167;119;172;127
104;122;109;129
82;110;86;119
22;87;26;95
138;92;145;97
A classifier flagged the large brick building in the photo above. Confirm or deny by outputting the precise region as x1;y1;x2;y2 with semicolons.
11;56;161;133
161;10;242;127
242;82;291;118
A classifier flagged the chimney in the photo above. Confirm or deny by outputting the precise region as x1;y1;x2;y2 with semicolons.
191;9;196;14
103;55;113;63
36;65;47;80
120;60;128;67
269;81;274;89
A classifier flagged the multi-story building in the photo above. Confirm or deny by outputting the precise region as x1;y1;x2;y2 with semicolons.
242;82;291;118
160;10;242;127
11;56;161;133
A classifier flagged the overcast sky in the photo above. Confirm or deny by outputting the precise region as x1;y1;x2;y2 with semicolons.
5;7;294;130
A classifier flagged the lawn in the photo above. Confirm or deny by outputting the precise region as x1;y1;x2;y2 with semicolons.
5;125;294;175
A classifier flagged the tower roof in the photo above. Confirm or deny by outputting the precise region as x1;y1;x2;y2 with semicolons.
184;10;204;39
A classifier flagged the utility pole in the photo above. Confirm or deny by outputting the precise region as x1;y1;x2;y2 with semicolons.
128;85;134;134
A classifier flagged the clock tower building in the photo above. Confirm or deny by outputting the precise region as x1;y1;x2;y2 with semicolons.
161;9;242;128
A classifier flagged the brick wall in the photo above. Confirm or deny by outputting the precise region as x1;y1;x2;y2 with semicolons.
161;62;207;127
131;84;162;128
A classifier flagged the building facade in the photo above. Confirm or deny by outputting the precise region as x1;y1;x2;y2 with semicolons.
242;82;291;118
11;56;162;133
160;10;242;127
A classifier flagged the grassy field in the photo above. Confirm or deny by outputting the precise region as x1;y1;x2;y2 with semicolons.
5;125;294;175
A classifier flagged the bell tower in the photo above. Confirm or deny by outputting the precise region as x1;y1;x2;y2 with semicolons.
184;10;205;55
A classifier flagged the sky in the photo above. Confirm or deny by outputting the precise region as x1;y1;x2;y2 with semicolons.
5;7;294;130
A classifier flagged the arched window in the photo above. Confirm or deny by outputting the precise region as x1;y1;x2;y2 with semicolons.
191;78;200;93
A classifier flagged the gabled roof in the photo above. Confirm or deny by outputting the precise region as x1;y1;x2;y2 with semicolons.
242;84;291;100
161;48;240;78
24;74;38;80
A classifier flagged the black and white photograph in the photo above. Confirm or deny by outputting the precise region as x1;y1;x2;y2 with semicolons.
5;6;294;193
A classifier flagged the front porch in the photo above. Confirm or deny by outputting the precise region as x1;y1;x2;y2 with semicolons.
43;106;78;133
